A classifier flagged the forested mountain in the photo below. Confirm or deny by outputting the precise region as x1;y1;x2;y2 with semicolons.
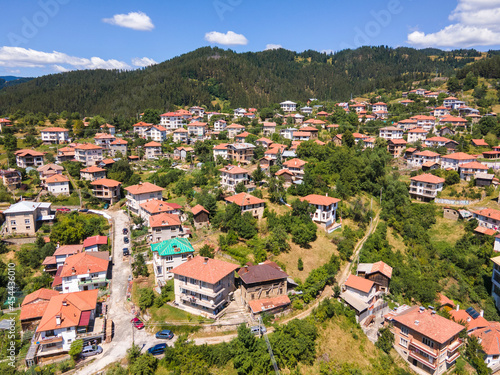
0;76;32;90
0;46;496;117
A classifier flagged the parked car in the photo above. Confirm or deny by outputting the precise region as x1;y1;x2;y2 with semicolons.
123;248;129;256
56;207;71;212
81;345;103;357
128;274;133;282
131;317;144;329
147;343;167;356
250;326;266;335
155;330;174;340
124;236;129;244
79;208;89;213
122;228;129;235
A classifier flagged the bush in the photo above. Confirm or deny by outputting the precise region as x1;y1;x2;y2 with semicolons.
138;288;155;311
298;258;304;271
68;339;83;360
292;299;304;310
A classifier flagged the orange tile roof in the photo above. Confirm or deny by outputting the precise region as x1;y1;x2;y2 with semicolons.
15;149;44;157
149;213;181;228
410;173;445;184
144;141;162;147
460;161;488;170
389;139;407;145
474;226;497;236
133;121;152;127
300;194;340;206
81;166;106;173
171;255;239;284
22;288;59;307
393;306;465;344
449;309;489;331
20;300;52;321
225;192;265;206
345;274;374;293
90;178;121;188
370;261;393;279
152;125;167;131
440;115;467;123
408;128;428;133
219;165;249;175
53;244;84;256
41;127;68;132
442;152;477;161
60;252;109;277
37;290;98;332
472;208;500;222
247;295;291;314
110;138;128;145
471;324;500;355
275;168;293;176
283;158;307;168
227;123;245;129
192;204;208;216
472;139;489;147
74;143;103;150
140;199;181;214
415;150;440;157
437;293;455;308
173;128;188;133
94;133;115;139
125;182;163;195
83;235;108;248
45;174;69;184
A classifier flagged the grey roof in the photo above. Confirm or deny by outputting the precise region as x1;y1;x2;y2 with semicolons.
228;143;255;150
4;201;48;214
475;173;494;180
340;291;369;313
0;320;11;330
356;263;373;274
282;151;296;158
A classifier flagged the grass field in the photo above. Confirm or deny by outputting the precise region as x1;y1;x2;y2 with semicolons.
428;216;465;247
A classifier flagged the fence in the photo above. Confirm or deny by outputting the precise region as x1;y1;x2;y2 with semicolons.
435;198;481;206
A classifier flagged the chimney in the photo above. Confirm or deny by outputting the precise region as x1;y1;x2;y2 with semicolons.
62;300;67;306
56;315;61;325
456;304;459;311
480;310;484;317
71;267;76;274
203;257;209;264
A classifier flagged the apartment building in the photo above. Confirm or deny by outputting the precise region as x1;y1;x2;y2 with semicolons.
74;144;104;167
379;126;403;140
407;128;428;143
409;174;445;201
440;153;477;171
124;182;164;215
15;149;44;168
151;238;195;285
41;127;70;144
90;178;121;204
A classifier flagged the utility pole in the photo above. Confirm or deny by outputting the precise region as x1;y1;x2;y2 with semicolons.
380;187;383;205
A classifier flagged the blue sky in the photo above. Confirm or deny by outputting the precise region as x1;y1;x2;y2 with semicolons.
1;0;500;77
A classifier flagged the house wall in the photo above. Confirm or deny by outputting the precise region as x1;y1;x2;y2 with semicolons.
149;225;184;243
47;181;70;196
5;211;37;235
241;279;287;303
61;271;107;293
152;252;192;283
127;191;163;215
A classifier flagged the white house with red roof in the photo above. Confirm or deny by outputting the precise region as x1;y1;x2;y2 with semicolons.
213;143;229;160
60;252;109;293
124;182;164;215
109;138;127;156
470;322;500;369
46;174;70;196
173;128;189;143
473;209;500;232
372;102;387;112
219;165;249;192
171;255;239;318
439;115;467;127
409;151;441;168
340;274;387;321
411;115;436;131
20;288;59;331
213;119;227;132
74;144;103;166
459;161;488;181
397;118;418;131
83;235;108;252
433;106;450;117
409;174;445;201
146;125;167;142
262;122;277;136
225;192;266;219
80;165;106;181
41;127;70;144
379;126;403;140
144;141;162;160
441;152;477;171
133;121;153;137
160;112;188;130
407;128;428;143
100;123;116;135
187;122;208;138
15;149;44;168
93;133;116;149
283;158;307;175
140;199;183;222
149;213;185;243
226;123;245;138
300;194;340;225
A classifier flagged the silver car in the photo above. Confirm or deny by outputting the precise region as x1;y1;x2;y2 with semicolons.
81;345;103;357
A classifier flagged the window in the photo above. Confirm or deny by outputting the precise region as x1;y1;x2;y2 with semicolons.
10;220;15;225
401;326;409;336
157;266;162;275
165;256;173;262
422;337;434;348
166;266;173;271
400;338;408;348
25;219;30;224
190;278;197;284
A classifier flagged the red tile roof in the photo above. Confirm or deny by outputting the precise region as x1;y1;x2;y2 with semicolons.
149;213;181;228
474;226;497;236
22;288;59;307
300;194;340;206
275;168;293;176
460;161;488;170
219;165;248;175
449;309;489;331
60;252;109;277
125;182;163;195
248;295;291;314
437;293;455;308
53;244;84;256
144;141;162;147
345;274;374;293
472;139;489;147
90;178;121;188
369;261;393;279
110;138;128;145
410;173;445;184
393;306;464;344
140;199;181;214
472;208;500;222
442;152;477;161
15;149;44;157
225;192;265;206
471;324;500;355
83;235;108;248
41;127;68;132
81;166;106;173
415;150;440;157
171;255;239;284
191;204;208;216
45;174;69;184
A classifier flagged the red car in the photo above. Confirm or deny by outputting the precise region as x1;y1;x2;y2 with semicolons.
131;317;144;330
56;207;71;212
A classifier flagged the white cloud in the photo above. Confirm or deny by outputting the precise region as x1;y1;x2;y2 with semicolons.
53;65;69;72
132;57;158;67
407;0;500;47
103;11;154;31
0;47;131;71
265;44;282;50
204;31;248;46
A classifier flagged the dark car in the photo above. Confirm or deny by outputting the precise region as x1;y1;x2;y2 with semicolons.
56;207;71;212
124;236;129;244
155;330;174;340
131;317;144;329
122;228;129;235
79;208;89;213
123;248;129;256
147;343;167;356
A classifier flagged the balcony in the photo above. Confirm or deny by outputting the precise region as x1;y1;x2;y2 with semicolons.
446;351;461;364
180;282;224;298
180;294;225;309
409;340;438;358
448;338;463;354
78;277;108;286
409;349;437;370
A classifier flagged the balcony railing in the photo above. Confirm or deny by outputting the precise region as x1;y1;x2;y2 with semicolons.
78;277;108;285
446;351;461;364
180;282;225;298
409;340;438;358
448;339;463;353
180;294;225;309
409;350;437;369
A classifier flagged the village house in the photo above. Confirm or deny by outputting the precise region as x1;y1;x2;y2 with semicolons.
459;161;488;181
441;152;477;171
283;158;307;175
109;138;127;156
407;128;428;143
146;125;167;142
187;122;208;138
443;96;461;109
173;128;189;143
80;165;106;181
409;174;445;201
397;118;418;131
439;115;467;128
93;133;116;149
41;127;70;144
226;143;255;164
74;144;104;167
144;141;162;160
438;127;455;137
280;100;296;112
292;131;311;141
83;235;108;252
410;151;441;168
56;146;76;163
91;178;121;204
350;103;366;113
15;149;44;168
299;126;319;139
411;115;436;131
400;99;415;106
262;122;277;136
174;146;194;161
356;261;392;293
389;306;464;375
191;204;209;229
233;108;246;118
300;106;313;114
387;139;407;158
213;143;229;160
213;119;227;132
124;182;164;216
238;261;291;316
133;121;153;137
45;174;70;196
255;137;274;149
37;164;63;183
99;123;115;135
171;256;239;318
0;169;22;189
149;213;186;243
424;137;454;148
3;201;53;236
473;209;500;232
219;165;249;192
280;127;297;140
189;106;205;116
225;192;265;219
160;112;186;131
470;322;500;370
20;288;59;332
433;106;450;117
449;307;488;334
31;289;103;365
42;244;84;275
60;252;109;293
372;102;387;112
472;139;489;148
151;238;195;285
234;131;251;143
300;194;340;225
379;126;403;140
140;199;183;224
341;274;386;321
226;123;245;138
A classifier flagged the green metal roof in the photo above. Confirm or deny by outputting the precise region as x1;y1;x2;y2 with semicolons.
150;238;195;257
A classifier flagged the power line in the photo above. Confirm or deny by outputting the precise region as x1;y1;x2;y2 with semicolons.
260;316;280;375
